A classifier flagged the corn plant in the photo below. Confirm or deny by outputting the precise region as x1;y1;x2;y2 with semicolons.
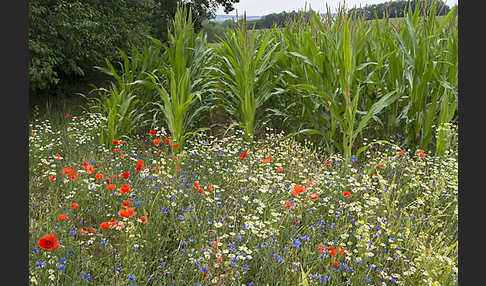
83;38;164;146
144;6;213;153
276;9;399;160
209;15;283;142
88;83;150;146
394;1;457;150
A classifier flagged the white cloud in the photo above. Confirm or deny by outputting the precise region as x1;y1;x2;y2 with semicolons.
216;0;458;16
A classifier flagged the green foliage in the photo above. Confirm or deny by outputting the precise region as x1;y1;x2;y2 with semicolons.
348;0;451;19
84;42;164;146
145;6;214;153
29;0;153;96
210;18;283;142
29;0;240;97
272;0;457;157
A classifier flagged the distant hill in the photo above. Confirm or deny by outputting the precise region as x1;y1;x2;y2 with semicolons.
211;15;262;23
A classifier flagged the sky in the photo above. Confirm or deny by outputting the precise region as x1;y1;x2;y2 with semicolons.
215;0;458;16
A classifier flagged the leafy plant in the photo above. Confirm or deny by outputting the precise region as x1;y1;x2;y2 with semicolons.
145;6;214;153
210;16;283;142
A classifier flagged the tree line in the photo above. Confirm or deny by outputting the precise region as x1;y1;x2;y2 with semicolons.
29;0;239;97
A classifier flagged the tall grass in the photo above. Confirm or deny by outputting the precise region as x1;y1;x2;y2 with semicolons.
85;39;164;146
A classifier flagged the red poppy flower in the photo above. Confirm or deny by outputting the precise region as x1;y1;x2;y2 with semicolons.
149;129;156;136
165;138;171;144
106;184;116;191
172;143;179;148
79;228;88;235
342;190;352;198
277;167;284;172
118;208;137;218
69;172;78;181
333;261;339;268
327;246;337;257
122;172;130;179
239;151;247;160
58;214;69;222
310;193;319;200
139;216;147;223
217;257;223;263
397;151;405;156
113;174;119;180
262;156;273;164
119;184;131;195
324;161;331;166
194;182;201;189
208;185;214;191
291;184;306;196
177;167;182;172
54;153;62;160
71;203;79;209
48;175;56;181
88;226;96;233
122;200;132;208
100;221;109;229
153;138;163;147
86;165;97;174
198;188;203;194
96;173;103;180
38;233;61;250
377;164;385;168
418;149;426;158
62;167;73;175
112;148;121;152
283;201;294;207
136;160;144;171
82;161;90;170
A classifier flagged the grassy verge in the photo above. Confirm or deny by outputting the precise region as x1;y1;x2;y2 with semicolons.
29;110;457;285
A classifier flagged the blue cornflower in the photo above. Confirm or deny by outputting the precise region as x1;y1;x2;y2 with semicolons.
35;261;46;269
161;208;168;215
273;254;283;262
100;241;108;247
292;239;301;249
178;215;185;221
200;265;208;272
81;272;92;283
57;264;67;270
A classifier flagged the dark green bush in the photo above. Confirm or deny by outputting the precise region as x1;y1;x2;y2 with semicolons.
28;0;153;96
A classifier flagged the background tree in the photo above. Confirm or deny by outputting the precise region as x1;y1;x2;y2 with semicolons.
29;0;239;98
348;0;450;19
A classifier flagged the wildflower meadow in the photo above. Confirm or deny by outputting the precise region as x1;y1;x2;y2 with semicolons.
29;111;457;285
29;2;457;285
